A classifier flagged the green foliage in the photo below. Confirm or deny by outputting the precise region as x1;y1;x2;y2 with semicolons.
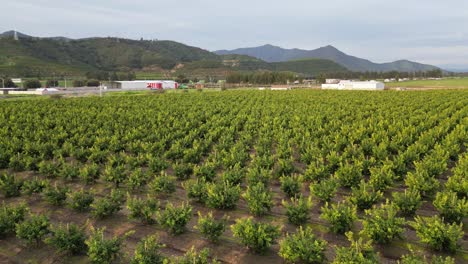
102;164;127;187
279;174;302;198
131;235;166;264
15;214;50;244
91;190;125;218
206;181;241;209
157;202;192;235
23;79;42;88
361;201;405;244
282;195;313;226
79;163;101;184
333;232;378;264
193;163;217;182
45;223;87;254
320;201;357;234
68;188;94;212
411;216;463;253
392;189;422;216
221;164;245;185
195;212;228;243
170;247;220;264
127;168;150;190
310;178;338;202
174;163;193;180
433;191;468;223
350;180;383;210
405;170;440;198
0;202;28;237
21;177;48;195
42;183;69;206
182;178;208;203
279;226;327;264
0;172;23;197
86;226;133;264
38;160;60;178
334;163;362;188
127;194;159;224
231;218;281;254
149;172;177;194
399;253;455;264
242;182;273;216
368;165;395;191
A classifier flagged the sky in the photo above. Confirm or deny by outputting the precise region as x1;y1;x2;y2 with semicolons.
2;0;468;69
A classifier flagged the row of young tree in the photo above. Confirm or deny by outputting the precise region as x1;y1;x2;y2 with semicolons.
226;71;299;84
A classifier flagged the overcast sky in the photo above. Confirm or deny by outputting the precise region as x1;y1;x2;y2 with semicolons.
2;0;468;69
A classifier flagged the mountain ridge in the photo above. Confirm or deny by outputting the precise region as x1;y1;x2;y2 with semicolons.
215;44;439;72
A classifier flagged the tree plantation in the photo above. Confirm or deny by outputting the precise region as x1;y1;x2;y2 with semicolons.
0;89;467;263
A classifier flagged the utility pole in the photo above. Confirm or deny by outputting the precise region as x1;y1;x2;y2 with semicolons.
1;78;4;88
64;77;67;88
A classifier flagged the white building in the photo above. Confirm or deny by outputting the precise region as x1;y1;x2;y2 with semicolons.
115;80;179;90
322;80;385;90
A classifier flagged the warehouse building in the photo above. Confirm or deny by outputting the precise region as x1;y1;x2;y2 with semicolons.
114;80;179;90
322;80;385;90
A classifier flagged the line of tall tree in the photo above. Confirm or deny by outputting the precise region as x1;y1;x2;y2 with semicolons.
315;69;444;82
226;71;300;84
85;71;136;81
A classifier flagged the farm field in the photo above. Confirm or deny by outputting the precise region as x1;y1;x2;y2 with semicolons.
387;78;468;89
0;90;467;263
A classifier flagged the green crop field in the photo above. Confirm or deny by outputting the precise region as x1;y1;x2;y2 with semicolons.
0;90;467;263
387;78;468;88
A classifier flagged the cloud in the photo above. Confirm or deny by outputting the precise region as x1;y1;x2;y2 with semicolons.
1;0;468;67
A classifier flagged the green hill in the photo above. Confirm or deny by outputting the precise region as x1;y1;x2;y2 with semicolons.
0;32;348;79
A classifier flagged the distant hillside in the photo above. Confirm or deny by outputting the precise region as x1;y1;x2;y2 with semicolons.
0;31;347;78
215;44;439;72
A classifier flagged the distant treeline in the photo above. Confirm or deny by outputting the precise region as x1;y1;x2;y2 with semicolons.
226;72;300;84
85;71;136;81
315;69;444;81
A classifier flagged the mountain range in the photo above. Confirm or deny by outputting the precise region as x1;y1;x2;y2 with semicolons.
0;30;440;78
215;44;439;72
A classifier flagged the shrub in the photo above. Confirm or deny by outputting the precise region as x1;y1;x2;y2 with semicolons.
86;226;133;264
275;158;296;176
410;216;463;253
68;188;94;212
195;211;228;243
320;201;357;234
171;246;219;264
91;190;125;218
87;79;100;87
45;223;87;254
157;202;192;235
127;168;150;190
42;183;69;206
0;202;28;236
350;180;383;210
38;160;60;178
392;189;422;217
310;178;338;202
182;178;208;203
405;170;440;198
59;163;81;181
79;163;101;184
221;165;245;185
282;195;313;226
246;167;272;186
399;253;455;264
174;163;193;180
194;163;217;182
334;162;362;188
231;218;281;254
242;182;273;216
72;80;86;87
279;226;327;264
361;201;405;244
23;79;42;89
368;165;395;191
45;79;59;87
148;158;169;173
131;235;166;264
279;174;302;198
21;177;48;195
333;232;378;264
304;163;330;182
15;214;50;244
0;172;23;197
445;174;468;199
127;194;159;224
102;164;127;187
206;181;241;209
433;191;468;223
149;172;177;194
